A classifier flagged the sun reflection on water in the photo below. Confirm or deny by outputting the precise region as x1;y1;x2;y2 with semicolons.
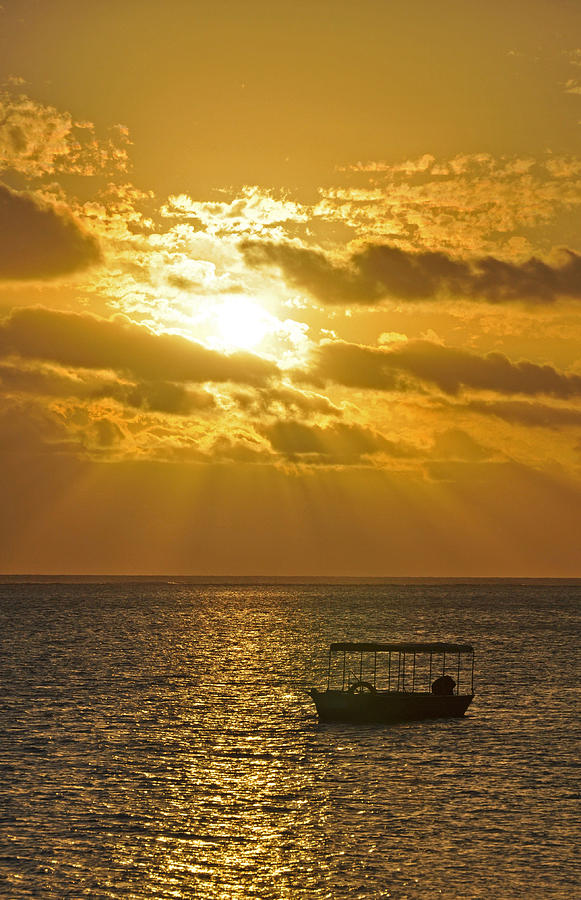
1;583;579;898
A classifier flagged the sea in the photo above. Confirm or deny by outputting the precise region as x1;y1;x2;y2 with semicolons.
0;580;579;899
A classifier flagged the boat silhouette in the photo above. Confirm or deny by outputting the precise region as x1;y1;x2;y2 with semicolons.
310;641;475;723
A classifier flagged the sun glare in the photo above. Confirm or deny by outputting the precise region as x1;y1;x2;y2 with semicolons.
212;297;272;351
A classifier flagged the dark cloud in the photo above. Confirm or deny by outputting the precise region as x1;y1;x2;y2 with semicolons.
0;361;216;416
0;361;92;398
262;419;415;464
93;418;124;448
313;339;581;398
466;399;581;428
210;435;271;464
120;382;216;416
242;240;581;305
430;428;491;462
234;385;341;418
309;342;401;391
0;307;278;387
0;184;100;279
0;400;81;457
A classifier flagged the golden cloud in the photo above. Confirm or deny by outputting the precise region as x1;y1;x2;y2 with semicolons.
322;153;581;257
0;88;130;178
161;186;308;239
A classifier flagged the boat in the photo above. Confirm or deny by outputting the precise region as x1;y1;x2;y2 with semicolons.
309;641;475;723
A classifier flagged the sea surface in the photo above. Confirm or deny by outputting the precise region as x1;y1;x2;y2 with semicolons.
0;582;579;898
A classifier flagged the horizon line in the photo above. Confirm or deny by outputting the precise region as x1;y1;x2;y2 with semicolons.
1;574;580;584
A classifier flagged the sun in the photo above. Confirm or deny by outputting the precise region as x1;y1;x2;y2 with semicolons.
211;296;272;351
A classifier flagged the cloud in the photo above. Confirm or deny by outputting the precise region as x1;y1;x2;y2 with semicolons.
0;361;96;399
0;307;278;387
261;419;415;464
430;428;491;461
92;417;124;449
466;399;581;429
0;89;130;178
0;360;216;416
310;341;401;391
0;185;101;279
242;240;581;305
209;434;272;464
117;381;216;415
233;384;342;418
313;339;581;398
161;186;308;239
0;400;81;457
564;78;581;95
321;153;581;258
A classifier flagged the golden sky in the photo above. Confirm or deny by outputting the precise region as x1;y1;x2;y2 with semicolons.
1;0;580;575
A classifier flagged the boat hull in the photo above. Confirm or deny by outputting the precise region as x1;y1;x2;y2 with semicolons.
310;689;474;723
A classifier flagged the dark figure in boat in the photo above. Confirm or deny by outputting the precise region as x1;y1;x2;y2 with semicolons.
431;674;456;695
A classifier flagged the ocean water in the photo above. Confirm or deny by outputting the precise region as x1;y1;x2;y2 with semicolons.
0;582;579;899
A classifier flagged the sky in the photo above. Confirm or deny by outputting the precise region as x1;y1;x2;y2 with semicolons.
0;0;580;575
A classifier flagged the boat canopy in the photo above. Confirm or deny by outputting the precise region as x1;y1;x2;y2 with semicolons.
330;641;473;654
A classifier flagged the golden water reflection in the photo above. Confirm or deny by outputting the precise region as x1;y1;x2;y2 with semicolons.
1;583;579;898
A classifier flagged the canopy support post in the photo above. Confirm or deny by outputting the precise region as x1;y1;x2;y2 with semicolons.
325;643;474;697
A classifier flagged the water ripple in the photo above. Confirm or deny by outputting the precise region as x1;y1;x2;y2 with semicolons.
0;583;579;898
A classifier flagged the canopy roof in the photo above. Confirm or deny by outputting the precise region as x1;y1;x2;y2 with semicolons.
330;641;473;654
